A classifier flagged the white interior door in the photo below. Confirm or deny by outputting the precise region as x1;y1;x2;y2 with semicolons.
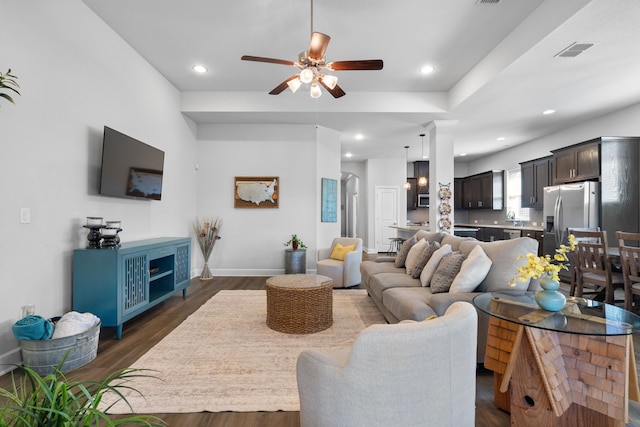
375;186;399;253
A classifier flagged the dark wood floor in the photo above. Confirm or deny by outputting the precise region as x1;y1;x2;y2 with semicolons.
2;275;640;426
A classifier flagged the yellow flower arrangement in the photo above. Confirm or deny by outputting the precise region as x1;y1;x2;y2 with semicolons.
509;234;578;286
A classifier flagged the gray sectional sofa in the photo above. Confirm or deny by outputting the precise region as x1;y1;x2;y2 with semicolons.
360;230;540;361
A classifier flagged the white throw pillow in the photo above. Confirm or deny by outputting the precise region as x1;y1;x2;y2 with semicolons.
449;245;493;293
405;238;428;276
420;244;452;287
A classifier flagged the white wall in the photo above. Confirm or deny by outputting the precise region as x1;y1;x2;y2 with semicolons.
316;126;342;249
364;158;407;252
195;124;340;275
0;1;198;371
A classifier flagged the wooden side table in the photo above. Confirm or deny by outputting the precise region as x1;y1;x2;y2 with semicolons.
266;274;333;334
474;292;640;427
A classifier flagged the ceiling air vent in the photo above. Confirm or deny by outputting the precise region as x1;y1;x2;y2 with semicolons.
555;42;594;58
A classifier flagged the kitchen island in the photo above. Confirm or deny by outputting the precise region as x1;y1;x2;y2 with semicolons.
390;225;480;239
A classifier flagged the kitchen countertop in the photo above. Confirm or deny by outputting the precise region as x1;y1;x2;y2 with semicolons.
456;223;544;232
390;225;480;232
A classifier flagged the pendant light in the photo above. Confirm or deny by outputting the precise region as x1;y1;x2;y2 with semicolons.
418;133;427;187
403;146;411;190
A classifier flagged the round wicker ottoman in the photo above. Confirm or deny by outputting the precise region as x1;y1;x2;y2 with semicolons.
266;274;333;334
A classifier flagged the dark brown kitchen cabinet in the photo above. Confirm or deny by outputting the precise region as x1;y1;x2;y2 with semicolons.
406;178;417;210
520;156;551;209
454;178;464;210
482;227;504;242
461;171;504;210
523;230;544;256
552;141;599;184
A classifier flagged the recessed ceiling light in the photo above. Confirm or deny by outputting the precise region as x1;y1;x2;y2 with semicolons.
345;152;353;158
422;155;428;159
543;109;556;115
420;65;435;75
497;137;505;141
193;65;208;73
459;153;467;157
355;134;364;140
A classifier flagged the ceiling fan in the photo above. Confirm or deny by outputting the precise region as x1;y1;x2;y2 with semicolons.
240;0;383;99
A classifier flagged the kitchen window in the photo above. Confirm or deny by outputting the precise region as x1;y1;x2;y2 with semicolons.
506;168;530;222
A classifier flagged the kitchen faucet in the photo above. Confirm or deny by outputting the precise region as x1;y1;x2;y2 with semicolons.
506;211;520;227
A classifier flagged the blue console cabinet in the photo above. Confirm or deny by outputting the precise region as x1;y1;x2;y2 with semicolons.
73;237;191;339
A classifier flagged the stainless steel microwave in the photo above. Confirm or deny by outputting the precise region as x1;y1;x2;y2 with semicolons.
417;194;429;208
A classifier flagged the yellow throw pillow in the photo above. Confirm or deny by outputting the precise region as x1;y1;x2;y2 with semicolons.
330;243;356;261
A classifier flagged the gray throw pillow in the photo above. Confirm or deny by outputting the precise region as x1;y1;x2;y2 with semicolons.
394;237;417;268
430;253;466;293
412;241;441;279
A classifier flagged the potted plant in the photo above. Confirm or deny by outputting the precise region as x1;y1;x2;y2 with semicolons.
0;69;20;106
284;234;306;251
0;363;165;426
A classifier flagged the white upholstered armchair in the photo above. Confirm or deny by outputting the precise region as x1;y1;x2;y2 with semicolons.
296;301;478;427
316;237;362;288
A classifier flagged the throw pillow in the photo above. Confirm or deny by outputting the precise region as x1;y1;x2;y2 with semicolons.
330;243;356;261
430;253;466;293
394;236;417;268
449;245;493;293
419;244;452;287
405;239;429;276
412;241;441;279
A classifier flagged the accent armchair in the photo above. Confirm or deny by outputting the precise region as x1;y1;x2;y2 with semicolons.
296;301;478;427
316;237;362;288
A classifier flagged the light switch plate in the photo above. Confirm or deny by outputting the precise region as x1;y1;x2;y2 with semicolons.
20;208;30;224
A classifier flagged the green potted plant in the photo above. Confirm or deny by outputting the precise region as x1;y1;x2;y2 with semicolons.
0;69;20;106
0;363;165;426
284;234;306;251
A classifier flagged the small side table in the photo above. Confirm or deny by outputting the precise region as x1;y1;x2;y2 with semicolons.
266;274;333;334
284;249;306;274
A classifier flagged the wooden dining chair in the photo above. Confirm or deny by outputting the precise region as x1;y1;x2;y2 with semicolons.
616;231;640;311
569;229;624;304
566;227;600;297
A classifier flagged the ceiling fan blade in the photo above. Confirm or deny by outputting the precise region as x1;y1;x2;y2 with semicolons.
269;75;300;95
308;32;331;60
241;55;295;67
327;60;384;71
318;79;346;98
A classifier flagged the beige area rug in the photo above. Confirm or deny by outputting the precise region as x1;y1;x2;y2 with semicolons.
105;289;385;414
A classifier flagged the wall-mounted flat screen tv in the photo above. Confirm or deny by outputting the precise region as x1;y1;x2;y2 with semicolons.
99;126;165;201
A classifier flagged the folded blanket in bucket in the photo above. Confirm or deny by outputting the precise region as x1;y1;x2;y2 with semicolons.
51;311;100;339
13;315;54;340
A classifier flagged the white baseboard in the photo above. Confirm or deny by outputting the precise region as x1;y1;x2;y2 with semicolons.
0;347;22;376
191;268;318;277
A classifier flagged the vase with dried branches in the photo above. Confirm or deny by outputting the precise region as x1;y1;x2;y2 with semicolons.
0;69;20;106
193;216;222;280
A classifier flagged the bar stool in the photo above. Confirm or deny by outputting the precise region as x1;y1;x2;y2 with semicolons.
388;237;405;254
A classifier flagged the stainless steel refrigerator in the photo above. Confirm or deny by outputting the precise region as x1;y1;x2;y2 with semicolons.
542;182;599;279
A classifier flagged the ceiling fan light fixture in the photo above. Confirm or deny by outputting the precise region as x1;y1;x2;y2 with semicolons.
310;82;322;98
322;74;338;89
300;68;314;84
287;77;302;93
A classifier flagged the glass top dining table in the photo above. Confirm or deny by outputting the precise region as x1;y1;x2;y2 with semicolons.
473;291;640;336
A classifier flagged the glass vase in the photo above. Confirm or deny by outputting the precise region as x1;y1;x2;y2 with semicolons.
535;274;566;312
200;262;212;280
